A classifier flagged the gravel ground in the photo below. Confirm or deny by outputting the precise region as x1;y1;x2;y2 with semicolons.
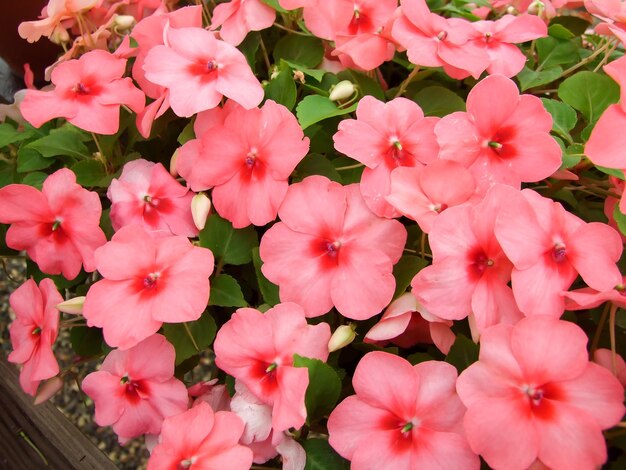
0;258;148;469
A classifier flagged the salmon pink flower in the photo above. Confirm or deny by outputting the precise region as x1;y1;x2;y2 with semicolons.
20;50;145;135
210;0;276;46
18;0;98;43
495;188;623;317
260;176;407;319
333;96;439;218
83;225;214;350
564;277;626;311
107;159;197;238
435;74;561;192
143;26;263;117
328;352;479;470
81;334;188;441
594;349;626;388
177;100;309;228
0;168;106;280
457;316;625;470
8;279;63;396
213;303;331;432
147;402;253;470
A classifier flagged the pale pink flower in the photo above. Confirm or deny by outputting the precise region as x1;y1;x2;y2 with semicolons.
328;352;479;470
143;26;263;117
333;96;439;218
0;169;106;280
457;316;625;470
83;225;214;350
260;176;407;319
107;159;197;237
435;74;561;193
177;100;309;228
213;303;331;432
495;188;623;317
18;0;98;43
211;0;276;46
8;279;63;396
189;379;231;413
386;159;475;232
81;334;188;441
147;401;253;470
21;50;144;135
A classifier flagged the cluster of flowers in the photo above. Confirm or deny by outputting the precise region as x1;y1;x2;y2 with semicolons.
2;0;626;469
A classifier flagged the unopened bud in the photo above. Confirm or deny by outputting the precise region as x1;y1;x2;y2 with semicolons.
527;0;545;15
329;80;356;102
56;296;85;315
34;376;63;405
293;70;305;84
50;26;70;45
113;15;136;32
170;149;179;177
328;324;357;352
191;192;212;231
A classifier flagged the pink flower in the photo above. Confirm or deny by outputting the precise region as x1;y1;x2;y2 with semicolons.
83;225;214;350
81;334;188;441
189;379;231;413
333;96;439;218
177;100;309;228
328;352;479;470
20;50;145;135
147;401;253;470
279;0;318;9
457;316;625;470
435;74;561;192
594;349;626;388
386;159;475;232
18;0;98;43
495;188;623;317
564;277;626;311
260;176;407;319
8;279;63;396
143;26;263;117
392;0;490;79
412;185;523;336
213;303;331;432
107;159;197;237
211;0;276;46
585;0;626;43
0;169;106;280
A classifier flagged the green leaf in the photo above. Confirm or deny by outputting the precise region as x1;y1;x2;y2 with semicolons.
614;204;626;236
0;162;15;188
71;160;112;187
264;66;297;110
303;439;350;470
445;334;479;373
199;214;259;265
16;147;53;172
274;35;324;68
562;143;584;168
70;326;104;358
393;255;428;298
540;98;577;142
0;122;34;148
296;95;357;130
597;165;626;180
549;16;590;36
177;120;195;145
252;247;280;306
536;37;579;69
261;0;289;12
239;32;261;69
339;70;385;101
282;59;326;82
558;71;620;123
163;314;217;365
548;24;574;40
293;355;342;423
295;153;342;183
413;86;466;117
209;274;247;307
517;66;563;91
19;171;47;188
407;352;435;365
25;126;90;159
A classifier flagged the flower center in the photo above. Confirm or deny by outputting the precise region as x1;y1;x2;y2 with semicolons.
523;384;544;406
177;457;197;470
428;202;448;213
206;60;218;73
400;422;414;433
552;243;567;263
472;251;494;276
245;148;258;168
616;284;626;296
326;241;342;257
73;82;90;95
143;272;160;289
32;327;41;336
437;30;447;41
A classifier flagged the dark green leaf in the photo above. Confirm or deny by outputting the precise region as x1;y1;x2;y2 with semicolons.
0;122;34;148
293;355;342;423
177;120;195;145
517;66;563;91
252;247;280;306
393;255;428;298
558;71;620;123
261;0;289;12
19;171;47;188
71;160;112;187
536;37;578;69
70;326;104;358
16;147;53;172
274;35;324;68
199;214;259;265
548;24;574;40
303;439;350;470
549;16;590;36
598;165;626;180
407;352;434;365
163;314;217;365
297;95;357;130
239;32;261;69
295;153;342;182
265;67;297;110
0;162;16;188
614;205;626;236
282;59;326;82
540;98;577;142
209;274;248;307
25;126;90;159
413;86;466;117
445;334;479;373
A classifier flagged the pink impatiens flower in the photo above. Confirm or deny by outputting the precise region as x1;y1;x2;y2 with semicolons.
83;225;214;350
435;74;561;192
213;303;331;432
81;334;188;441
107;159;198;237
328;351;479;470
457;316;625;470
20;50;145;135
333;96;439;218
210;0;276;46
8;279;63;396
18;0;98;43
143;26;263;117
147;401;253;470
0;168;106;280
177;100;310;228
260;176;407;319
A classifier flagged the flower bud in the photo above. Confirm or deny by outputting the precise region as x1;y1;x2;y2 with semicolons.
527;0;545;15
170;149;179;177
191;192;212;231
56;296;86;315
329;80;356;102
34;376;63;405
113;15;136;32
50;26;70;45
328;324;357;352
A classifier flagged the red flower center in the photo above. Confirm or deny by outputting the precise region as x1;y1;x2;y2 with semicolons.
552;244;567;263
120;376;149;404
73;82;91;95
468;248;494;279
143;272;160;289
